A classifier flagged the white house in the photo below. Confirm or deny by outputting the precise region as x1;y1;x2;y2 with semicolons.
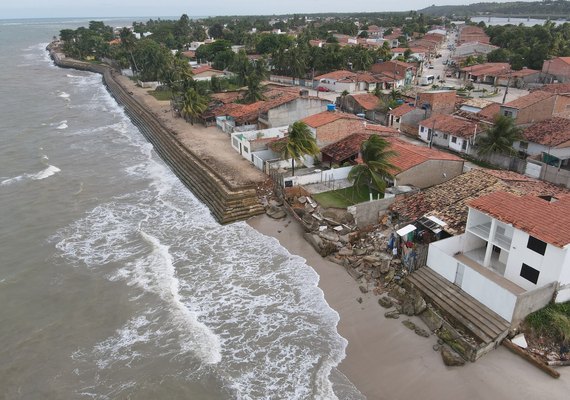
426;191;570;324
230;126;289;171
418;114;478;154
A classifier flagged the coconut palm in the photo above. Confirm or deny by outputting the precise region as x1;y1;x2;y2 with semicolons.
348;134;399;194
242;74;265;104
179;88;208;125
476;115;523;156
274;121;320;176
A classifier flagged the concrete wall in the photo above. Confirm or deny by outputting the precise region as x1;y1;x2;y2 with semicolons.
265;98;329;128
283;166;352;186
417;91;456;115
347;197;396;228
394;159;464;189
427;236;461;282
511;282;557;326
539;162;570;188
542;58;570;83
553;95;570;118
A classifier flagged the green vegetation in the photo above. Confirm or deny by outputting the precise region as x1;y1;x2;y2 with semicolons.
348;134;399;194
526;302;570;344
313;186;380;208
272;122;320;176
149;89;173;101
475;115;523;157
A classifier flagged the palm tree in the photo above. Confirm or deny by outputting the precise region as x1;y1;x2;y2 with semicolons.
179;88;208;125
274;121;320;176
348;134;399;194
476;115;523;157
242;74;265;104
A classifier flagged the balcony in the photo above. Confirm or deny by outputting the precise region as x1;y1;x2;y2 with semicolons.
462;247;507;276
468;222;491;240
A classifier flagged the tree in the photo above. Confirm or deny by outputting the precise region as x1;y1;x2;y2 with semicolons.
243;74;265;104
179;88;208;125
348;135;399;194
208;23;224;39
476;115;523;157
274;121;320;176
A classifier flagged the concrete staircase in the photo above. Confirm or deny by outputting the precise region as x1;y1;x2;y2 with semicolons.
407;267;510;360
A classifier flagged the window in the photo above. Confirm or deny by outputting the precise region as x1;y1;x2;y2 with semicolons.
421;127;425;133
520;263;540;284
451;136;457;143
443;134;448;140
243;146;249;153
232;137;239;148
527;236;547;255
503;110;513;118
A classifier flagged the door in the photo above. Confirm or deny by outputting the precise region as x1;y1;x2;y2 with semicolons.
454;263;465;287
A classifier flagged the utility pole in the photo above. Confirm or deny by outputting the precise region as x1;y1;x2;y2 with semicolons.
502;70;512;104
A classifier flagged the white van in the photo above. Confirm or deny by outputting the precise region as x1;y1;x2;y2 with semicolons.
420;75;435;86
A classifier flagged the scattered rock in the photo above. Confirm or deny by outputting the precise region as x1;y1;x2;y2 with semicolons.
400;299;415;316
356;297;363;304
384;268;395;283
412;293;427;315
266;205;286;219
441;346;466;367
415;327;431;338
298;196;307;204
319;230;340;242
354;248;367;256
379;261;391;274
433;344;441;352
384;310;400;319
359;285;368;294
402;320;416;330
378;297;393;308
419;306;444;332
303;233;337;257
338;247;354;257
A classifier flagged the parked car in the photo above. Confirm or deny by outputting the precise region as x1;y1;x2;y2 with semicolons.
317;86;330;92
428;65;434;69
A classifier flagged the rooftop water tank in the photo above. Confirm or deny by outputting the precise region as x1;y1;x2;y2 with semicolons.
327;104;336;112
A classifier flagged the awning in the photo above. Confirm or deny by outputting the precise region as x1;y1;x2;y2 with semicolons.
396;224;417;237
427;215;447;227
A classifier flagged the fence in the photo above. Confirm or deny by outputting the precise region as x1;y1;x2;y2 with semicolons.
282;166;352;187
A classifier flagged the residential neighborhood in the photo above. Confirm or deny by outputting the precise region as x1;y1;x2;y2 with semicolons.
55;10;570;382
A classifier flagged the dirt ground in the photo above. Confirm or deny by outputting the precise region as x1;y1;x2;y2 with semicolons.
114;75;267;188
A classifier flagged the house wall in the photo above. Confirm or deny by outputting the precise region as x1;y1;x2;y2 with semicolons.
282;166;352;186
553;95;570;118
543;58;570;83
316;119;366;147
265;98;329;128
417;91;456;115
512;140;548;156
514;96;557;125
317;79;357;93
347;197;396;228
504;228;567;291
394;159;464;189
448;135;470;153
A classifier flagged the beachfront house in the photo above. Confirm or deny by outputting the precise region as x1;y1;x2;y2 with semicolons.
230;126;289;171
426;191;570;324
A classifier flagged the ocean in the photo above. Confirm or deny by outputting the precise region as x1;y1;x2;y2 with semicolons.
0;18;363;399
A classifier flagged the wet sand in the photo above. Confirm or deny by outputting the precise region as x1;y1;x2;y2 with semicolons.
248;214;570;400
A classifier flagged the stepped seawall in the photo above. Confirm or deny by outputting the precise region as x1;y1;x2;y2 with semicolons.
47;43;265;224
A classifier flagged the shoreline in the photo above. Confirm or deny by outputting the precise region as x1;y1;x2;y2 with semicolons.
46;42;266;224
248;214;570;400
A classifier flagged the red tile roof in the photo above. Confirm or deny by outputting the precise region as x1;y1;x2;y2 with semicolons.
503;91;553;110
389;103;415;117
536;82;570;94
476;103;501;123
522;117;570;147
351;93;380;111
301;111;360;128
460;62;510;75
314;70;355;81
213;90;299;123
387;138;463;173
390;168;567;235
320;135;461;172
192;65;213;74
420;114;478;138
469;192;570;248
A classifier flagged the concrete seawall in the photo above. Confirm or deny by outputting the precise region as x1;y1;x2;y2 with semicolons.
47;43;265;224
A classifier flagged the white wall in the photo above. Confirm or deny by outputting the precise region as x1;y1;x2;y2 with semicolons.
460;264;518;321
427;238;460;282
504;229;567;291
513;140;548;156
448;135;469;153
283;166;352;186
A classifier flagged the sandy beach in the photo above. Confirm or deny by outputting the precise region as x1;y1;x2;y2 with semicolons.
248;214;570;400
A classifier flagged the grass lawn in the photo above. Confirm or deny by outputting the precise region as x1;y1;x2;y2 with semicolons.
149;89;173;101
313;186;382;208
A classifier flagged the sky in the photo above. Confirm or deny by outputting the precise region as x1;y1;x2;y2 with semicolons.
0;0;539;20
